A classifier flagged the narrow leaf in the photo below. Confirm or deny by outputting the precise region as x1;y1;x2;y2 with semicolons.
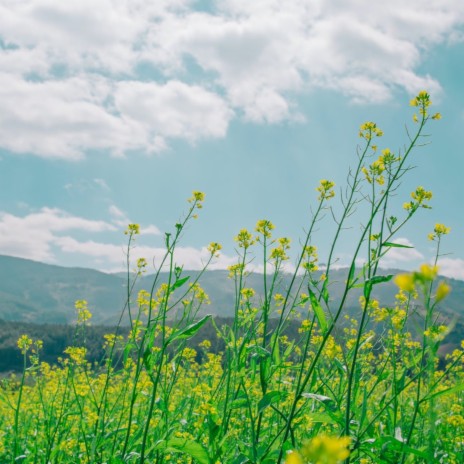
382;241;413;249
424;382;464;402
347;261;356;287
258;391;288;413
168;315;211;343
308;287;327;334
161;438;210;464
169;276;190;292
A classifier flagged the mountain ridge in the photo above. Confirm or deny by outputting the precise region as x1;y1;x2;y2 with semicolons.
0;254;462;333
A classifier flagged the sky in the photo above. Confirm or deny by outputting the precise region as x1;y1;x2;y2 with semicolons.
0;0;463;279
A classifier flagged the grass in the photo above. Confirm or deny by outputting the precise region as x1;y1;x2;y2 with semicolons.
0;91;463;464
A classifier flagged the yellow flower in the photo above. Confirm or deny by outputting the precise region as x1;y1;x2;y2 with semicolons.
435;281;451;303
207;242;222;256
234;228;255;249
75;299;92;324
394;273;415;293
17;334;33;354
285;451;304;464
418;263;439;281
431;112;442;120
189;191;205;202
124;223;140;235
359;121;383;140
240;288;255;299
299;435;351;464
434;223;451;235
64;346;87;365
316;179;335;201
255;219;275;238
228;262;245;278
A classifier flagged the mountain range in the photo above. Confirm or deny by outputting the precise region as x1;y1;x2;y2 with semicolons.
0;254;463;350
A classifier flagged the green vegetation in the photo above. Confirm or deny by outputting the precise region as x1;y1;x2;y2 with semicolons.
1;91;463;463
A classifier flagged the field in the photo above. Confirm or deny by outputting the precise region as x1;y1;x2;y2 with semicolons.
1;92;463;463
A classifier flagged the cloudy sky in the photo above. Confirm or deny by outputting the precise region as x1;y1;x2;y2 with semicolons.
0;0;463;279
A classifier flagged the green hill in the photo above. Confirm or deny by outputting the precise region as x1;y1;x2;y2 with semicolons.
0;254;462;338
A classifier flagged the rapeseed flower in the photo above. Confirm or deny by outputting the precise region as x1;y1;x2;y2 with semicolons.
316;179;335;201
287;435;351;464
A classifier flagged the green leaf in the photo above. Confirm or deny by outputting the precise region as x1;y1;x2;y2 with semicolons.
271;334;281;366
347;261;356;287
230;392;248;409
169;276;190;292
364;274;393;299
382;241;413;249
167;315;211;343
322;285;329;305
423;382;464;401
258;391;288;413
308;287;327;334
157;438;210;464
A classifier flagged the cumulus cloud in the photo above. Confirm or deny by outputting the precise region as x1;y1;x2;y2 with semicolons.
0;206;229;270
54;236;236;272
0;207;116;261
379;237;424;268
437;257;464;280
0;0;463;158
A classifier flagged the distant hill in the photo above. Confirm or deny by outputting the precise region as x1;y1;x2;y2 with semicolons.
0;255;462;347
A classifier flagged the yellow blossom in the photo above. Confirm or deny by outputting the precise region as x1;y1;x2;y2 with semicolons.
17;334;33;354
207;242;222;256
394;273;415;293
298;435;351;464
255;219;275;238
124;223;140;235
435;281;451;303
316;179;335;201
285;451;304;464
234;228;255;249
75;300;92;324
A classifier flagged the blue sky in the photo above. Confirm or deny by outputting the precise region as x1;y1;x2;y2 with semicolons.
0;0;463;279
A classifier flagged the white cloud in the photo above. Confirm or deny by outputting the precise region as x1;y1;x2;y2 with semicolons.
140;225;162;236
0;0;463;158
379;237;424;268
114;80;232;141
0;207;115;261
437;257;464;281
53;236;236;272
0;206;223;270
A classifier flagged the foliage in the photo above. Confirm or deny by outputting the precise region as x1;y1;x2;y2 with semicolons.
1;92;463;464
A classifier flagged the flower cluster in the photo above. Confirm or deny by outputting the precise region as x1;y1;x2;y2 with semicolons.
124;223;140;236
286;435;351;464
316;179;335;201
428;223;451;241
270;237;291;262
188;191;205;208
403;186;433;213
234;228;255;249
255;219;275;239
362;158;385;185
207;242;222;257
359;121;383;140
301;245;318;272
410;90;441;121
75;299;92;324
